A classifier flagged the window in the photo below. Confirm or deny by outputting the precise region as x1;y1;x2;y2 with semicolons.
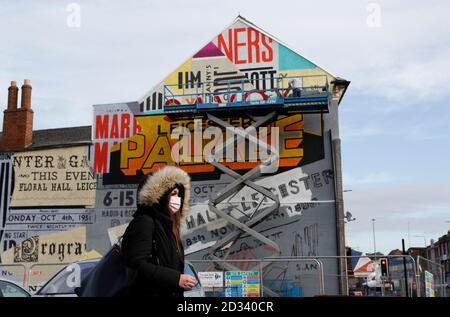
0;281;30;297
38;261;97;295
184;263;201;291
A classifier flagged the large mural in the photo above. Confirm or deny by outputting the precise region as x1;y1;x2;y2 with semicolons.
0;17;345;296
87;17;343;296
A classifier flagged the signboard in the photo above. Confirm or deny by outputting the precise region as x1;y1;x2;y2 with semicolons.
0;226;96;293
92;102;141;174
198;271;224;288
10;146;96;207
425;270;435;297
1;226;88;264
86;180;137;254
225;271;260;297
102;113;324;185
1;208;93;252
1;154;14;246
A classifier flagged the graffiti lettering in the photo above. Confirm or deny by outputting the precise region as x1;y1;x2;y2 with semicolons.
13;155;54;169
291;224;319;257
192;185;216;196
210;224;236;239
185;209;221;230
178;71;202;89
95;113;140;140
295;263;318;272
213;68;247;94
217;27;274;64
185;234;206;247
241;67;277;90
93;104;142;173
119;115;304;175
40;242;86;262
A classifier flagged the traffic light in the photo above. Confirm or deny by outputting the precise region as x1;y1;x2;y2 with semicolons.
380;258;389;277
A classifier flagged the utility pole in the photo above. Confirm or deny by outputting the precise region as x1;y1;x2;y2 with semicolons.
331;134;348;296
402;239;409;297
372;218;376;255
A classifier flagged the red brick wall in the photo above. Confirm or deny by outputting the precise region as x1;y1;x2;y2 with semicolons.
1;80;34;151
2;108;34;150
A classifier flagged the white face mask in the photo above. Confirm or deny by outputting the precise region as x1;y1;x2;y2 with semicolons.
168;196;181;214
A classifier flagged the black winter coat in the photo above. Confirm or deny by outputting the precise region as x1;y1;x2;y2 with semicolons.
121;204;185;297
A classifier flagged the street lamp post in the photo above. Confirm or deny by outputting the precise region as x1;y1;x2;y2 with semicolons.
372;218;376;255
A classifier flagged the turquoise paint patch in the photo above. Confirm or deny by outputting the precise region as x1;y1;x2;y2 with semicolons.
279;44;316;70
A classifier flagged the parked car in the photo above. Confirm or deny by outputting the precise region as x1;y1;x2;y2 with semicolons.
34;258;204;297
0;279;31;297
34;259;99;297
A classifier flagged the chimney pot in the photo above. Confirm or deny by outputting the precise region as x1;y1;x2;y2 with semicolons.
11;81;17;87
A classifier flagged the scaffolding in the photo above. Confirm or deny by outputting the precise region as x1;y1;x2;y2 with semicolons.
163;75;330;115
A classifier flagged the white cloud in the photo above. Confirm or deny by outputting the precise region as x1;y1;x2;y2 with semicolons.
1;0;449;257
1;0;450;130
343;172;394;185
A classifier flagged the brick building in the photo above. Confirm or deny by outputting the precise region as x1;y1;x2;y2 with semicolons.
1;80;92;253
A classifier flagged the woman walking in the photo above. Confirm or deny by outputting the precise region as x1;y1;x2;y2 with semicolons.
121;165;197;297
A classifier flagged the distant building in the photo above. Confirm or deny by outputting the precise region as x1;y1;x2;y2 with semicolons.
426;231;450;296
386;249;416;297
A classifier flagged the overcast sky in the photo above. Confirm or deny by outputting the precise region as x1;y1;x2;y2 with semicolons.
1;0;449;254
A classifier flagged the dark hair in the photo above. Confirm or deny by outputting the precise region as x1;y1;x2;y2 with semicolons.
136;174;148;196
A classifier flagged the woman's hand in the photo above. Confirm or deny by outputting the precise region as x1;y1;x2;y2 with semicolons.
179;274;197;290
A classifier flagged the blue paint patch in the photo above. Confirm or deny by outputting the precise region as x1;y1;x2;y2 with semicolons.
279;44;316;70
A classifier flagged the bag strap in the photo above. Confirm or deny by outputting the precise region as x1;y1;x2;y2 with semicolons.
117;235;124;246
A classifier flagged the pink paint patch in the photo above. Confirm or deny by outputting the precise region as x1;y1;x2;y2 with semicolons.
193;41;224;58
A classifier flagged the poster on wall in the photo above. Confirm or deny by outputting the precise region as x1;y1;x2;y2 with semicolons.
92;102;141;174
101;112;324;184
198;271;224;288
1;207;94;252
425;270;435;297
225;271;260;297
85;17;343;295
0;226;99;293
1;226;89;264
85;175;137;255
10;145;96;208
0;154;14;246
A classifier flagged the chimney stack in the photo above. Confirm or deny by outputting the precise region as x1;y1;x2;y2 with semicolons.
21;79;32;110
1;80;34;151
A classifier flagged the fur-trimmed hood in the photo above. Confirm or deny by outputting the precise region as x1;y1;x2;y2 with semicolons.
138;166;190;219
